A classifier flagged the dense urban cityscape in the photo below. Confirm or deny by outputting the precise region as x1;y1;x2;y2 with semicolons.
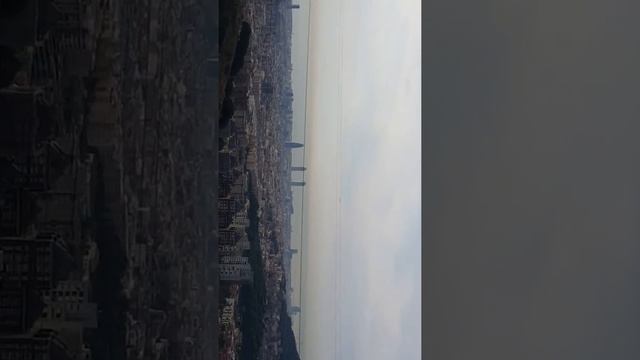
0;0;301;359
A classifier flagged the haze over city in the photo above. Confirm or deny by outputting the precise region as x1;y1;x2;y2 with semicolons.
0;0;419;358
288;0;421;359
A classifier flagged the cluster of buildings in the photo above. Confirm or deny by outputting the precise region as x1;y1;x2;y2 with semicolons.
216;109;253;355
237;0;305;358
0;235;97;358
5;0;225;358
218;109;254;283
217;1;258;353
218;286;242;360
112;0;221;358
0;1;105;358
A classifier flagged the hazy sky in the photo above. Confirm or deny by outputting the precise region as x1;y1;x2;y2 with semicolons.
288;0;421;359
424;0;640;359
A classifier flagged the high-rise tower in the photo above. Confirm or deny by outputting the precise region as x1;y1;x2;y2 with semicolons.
288;306;301;315
285;142;304;149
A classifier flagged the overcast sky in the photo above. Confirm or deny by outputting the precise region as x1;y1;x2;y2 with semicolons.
288;0;421;359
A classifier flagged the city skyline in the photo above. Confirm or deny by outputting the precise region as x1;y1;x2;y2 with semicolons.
289;0;421;359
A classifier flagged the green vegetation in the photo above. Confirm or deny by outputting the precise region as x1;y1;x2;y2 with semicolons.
279;301;300;360
219;20;251;129
219;0;242;104
238;175;266;360
230;22;252;77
